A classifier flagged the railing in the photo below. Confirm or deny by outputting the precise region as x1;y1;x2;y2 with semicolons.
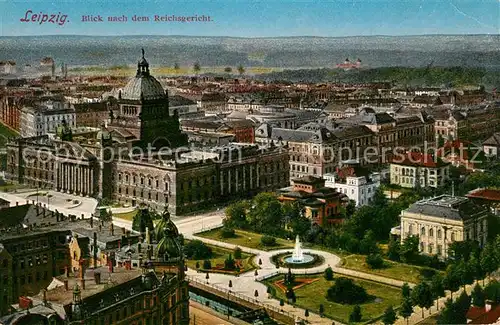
187;275;304;323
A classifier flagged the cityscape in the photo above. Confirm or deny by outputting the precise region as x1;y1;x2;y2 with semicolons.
0;1;499;325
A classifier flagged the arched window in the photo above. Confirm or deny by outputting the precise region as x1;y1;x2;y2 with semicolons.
428;243;434;254
429;228;434;237
451;232;455;241
421;227;426;236
437;229;442;239
408;224;413;235
165;182;169;191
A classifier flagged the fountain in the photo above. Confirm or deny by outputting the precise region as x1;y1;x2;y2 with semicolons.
284;235;314;265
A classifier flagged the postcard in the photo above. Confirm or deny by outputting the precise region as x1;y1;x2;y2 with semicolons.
0;1;499;325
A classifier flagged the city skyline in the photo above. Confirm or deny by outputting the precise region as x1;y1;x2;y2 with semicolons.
1;0;498;37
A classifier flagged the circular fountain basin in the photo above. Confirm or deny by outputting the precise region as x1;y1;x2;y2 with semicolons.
284;253;315;264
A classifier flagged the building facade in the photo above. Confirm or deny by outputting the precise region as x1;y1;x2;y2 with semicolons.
397;195;488;259
20;101;76;138
324;165;381;207
390;152;450;189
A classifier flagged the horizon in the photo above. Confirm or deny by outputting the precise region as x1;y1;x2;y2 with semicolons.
1;0;498;37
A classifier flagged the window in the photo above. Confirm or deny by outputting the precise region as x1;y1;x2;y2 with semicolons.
437;229;442;239
408;224;413;235
420;242;425;252
429;228;434;237
421;227;426;236
428;244;433;254
451;232;455;241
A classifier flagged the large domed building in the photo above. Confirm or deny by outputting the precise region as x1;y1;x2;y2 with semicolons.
107;49;188;149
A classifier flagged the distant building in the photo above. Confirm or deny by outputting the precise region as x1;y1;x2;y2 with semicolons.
483;132;500;158
336;58;362;70
466;188;500;215
73;102;108;128
390;152;450;188
396;195;489;259
278;175;346;226
0;61;16;74
20;101;75;137
324;164;381;207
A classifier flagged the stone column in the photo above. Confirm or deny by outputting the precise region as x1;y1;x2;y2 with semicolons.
228;170;231;194
84;167;88;196
90;169;94;196
220;171;224;196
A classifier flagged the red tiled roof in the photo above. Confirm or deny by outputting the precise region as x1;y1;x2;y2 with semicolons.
467;305;500;324
466;189;500;202
391;151;447;168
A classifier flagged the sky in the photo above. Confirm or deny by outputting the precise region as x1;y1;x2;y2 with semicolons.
0;0;498;37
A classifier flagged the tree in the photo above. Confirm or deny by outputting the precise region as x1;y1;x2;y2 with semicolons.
387;237;401;261
399;298;414;325
430;273;445;310
248;193;283;234
193;61;201;75
304;309;309;319
258;258;262;265
319;304;324;317
401;283;411;299
220;227;235;238
326;277;369;304
480;242;499;279
456;259;475;289
324;266;334;281
205;272;210;283
261;235;277;246
228;280;233;289
286;287;296;303
411;281;434;318
382;305;397;325
360;230;379;254
471;283;486;307
279;299;284;309
484;280;500;303
202;260;212;270
254;289;259;298
349;305;362;323
366;254;384;269
195;261;200;270
234;247;242;259
455;291;471;322
184;240;212;260
237;64;245;76
224;66;232;73
224;254;236;270
224;201;249;229
437;298;458;324
400;236;419;263
443;264;461;299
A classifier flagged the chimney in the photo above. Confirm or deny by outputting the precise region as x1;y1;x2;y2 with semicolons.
110;223;114;236
94;272;101;285
485;300;493;312
81;213;84;220
64;280;69;291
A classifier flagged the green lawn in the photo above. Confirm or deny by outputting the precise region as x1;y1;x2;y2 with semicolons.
113;209;138;221
185;244;257;274
342;254;442;284
264;274;402;324
196;228;294;251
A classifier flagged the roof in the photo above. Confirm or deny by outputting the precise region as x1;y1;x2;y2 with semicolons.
467;304;500;324
483;133;500;147
405;195;488;221
293;175;324;185
391;151;449;168
466;188;500;202
121;75;165;101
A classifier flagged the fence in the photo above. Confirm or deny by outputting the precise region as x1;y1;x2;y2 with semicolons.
187;275;304;324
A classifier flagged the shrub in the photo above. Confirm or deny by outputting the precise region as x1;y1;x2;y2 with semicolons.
419;267;437;280
202;259;212;270
260;235;277;246
234;247;243;259
366;254;385;269
224;254;236;270
220;227;236;238
184;240;212;260
349;305;362;322
324;267;334;280
326;277;369;304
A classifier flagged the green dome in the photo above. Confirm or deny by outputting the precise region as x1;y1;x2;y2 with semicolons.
155;206;182;260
